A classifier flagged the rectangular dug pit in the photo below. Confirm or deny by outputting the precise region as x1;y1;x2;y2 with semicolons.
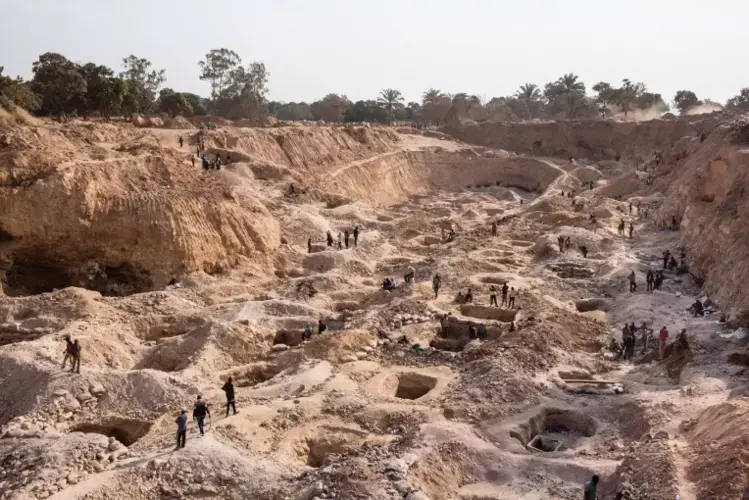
394;372;438;400
527;435;565;452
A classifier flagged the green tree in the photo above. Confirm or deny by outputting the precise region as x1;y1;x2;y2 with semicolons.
516;83;542;101
377;88;405;124
592;81;615;119
182;93;209;116
159;92;193;117
272;102;314;121
421;88;451;125
726;88;749;111
78;63;118;116
674;90;701;114
121;80;149;117
119;55;165;112
615;79;646;117
0;67;40;111
30;52;87;117
214;62;269;120
92;77;127;117
636;92;668;113
555;73;586;118
485;97;517;122
404;101;421;122
345;100;387;123
310;94;351;122
198;49;242;112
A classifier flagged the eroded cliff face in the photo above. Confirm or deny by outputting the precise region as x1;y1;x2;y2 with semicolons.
0;154;280;295
330;149;565;206
443;115;721;161
658;124;749;323
0;118;401;295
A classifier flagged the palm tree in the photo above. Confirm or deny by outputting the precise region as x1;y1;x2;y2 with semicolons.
516;83;541;101
556;73;586;118
422;88;444;106
377;88;405;124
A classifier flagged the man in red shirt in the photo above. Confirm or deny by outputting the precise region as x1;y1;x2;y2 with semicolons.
659;326;669;359
663;250;670;270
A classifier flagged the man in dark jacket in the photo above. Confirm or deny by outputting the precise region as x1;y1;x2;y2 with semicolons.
61;336;75;370
193;396;211;436
175;410;187;449
222;378;237;417
584;474;599;500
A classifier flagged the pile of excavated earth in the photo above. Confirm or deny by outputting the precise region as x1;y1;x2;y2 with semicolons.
1;105;749;500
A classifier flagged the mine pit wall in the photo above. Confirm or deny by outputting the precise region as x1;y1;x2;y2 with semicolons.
0;167;280;293
329;150;563;206
443;115;721;161
213;126;401;170
659;124;749;323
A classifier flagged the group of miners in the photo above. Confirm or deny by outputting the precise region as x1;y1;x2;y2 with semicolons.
312;227;360;253
617;218;635;239
198;153;229;171
441;227;457;242
455;283;517;308
175;378;237;449
611;323;691;362
626;248;689;294
609;322;669;361
302;318;328;341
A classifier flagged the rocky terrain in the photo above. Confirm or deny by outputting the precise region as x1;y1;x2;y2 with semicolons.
1;106;748;500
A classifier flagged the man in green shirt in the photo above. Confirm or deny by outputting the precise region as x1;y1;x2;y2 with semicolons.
584;475;599;500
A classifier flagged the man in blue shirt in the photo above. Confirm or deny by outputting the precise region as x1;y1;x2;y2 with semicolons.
175;410;187;449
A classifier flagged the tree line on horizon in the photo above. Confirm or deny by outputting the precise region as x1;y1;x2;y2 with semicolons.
2;49;749;124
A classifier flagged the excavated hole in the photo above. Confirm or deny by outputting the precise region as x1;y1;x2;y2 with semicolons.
304;428;368;467
0;225;14;243
575;298;610;313
235;363;285;387
72;418;152;446
394;372;438;400
511;408;597;453
3;262;72;297
459;304;518;322
548;262;596;279
3;257;153;297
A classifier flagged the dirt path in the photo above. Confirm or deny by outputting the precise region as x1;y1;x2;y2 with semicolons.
329;133;465;178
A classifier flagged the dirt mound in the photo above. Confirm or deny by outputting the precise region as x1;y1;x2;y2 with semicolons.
683;401;749;499
163;115;196;129
131;114;164;128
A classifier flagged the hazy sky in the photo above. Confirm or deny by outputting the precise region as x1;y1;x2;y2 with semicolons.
2;0;747;105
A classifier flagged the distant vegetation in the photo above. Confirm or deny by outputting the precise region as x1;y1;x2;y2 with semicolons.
2;50;748;123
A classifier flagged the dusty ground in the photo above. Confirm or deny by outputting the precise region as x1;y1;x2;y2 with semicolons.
1;109;748;500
